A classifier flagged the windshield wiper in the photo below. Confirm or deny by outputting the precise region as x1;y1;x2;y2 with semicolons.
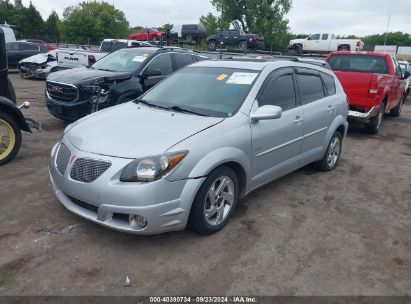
168;105;207;116
135;99;169;110
96;68;116;72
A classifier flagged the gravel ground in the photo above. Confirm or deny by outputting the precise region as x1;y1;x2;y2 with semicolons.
0;73;410;296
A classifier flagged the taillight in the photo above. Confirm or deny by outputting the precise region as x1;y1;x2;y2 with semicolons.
88;55;96;66
252;35;257;41
368;74;380;98
356;41;361;47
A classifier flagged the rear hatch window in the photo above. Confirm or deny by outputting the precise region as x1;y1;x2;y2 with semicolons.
100;41;128;53
328;55;388;74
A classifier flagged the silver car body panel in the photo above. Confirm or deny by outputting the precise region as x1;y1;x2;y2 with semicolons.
49;59;348;235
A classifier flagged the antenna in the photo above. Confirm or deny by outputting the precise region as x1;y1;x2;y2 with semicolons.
383;10;391;46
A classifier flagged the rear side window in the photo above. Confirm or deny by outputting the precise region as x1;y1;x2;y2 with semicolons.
322;34;329;40
174;53;194;69
328;55;388;74
259;74;296;111
20;43;39;51
297;74;325;104
321;73;336;95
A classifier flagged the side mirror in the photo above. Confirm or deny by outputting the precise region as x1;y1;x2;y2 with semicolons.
403;71;410;79
250;105;282;122
143;68;162;77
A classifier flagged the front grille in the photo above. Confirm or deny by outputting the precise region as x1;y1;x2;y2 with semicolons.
47;81;79;102
56;143;71;175
70;158;111;183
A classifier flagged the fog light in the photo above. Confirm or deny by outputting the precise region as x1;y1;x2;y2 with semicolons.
129;214;147;228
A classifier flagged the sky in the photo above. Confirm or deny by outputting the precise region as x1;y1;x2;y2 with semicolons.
22;0;411;37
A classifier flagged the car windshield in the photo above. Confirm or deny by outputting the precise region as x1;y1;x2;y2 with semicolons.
139;67;260;117
328;55;388;74
92;49;154;72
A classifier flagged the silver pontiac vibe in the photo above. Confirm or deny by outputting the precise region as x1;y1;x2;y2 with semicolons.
49;60;348;235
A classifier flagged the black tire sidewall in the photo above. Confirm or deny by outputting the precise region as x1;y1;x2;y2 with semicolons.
365;103;384;134
208;40;216;51
0;112;22;166
188;166;239;235
320;131;343;171
7;78;17;104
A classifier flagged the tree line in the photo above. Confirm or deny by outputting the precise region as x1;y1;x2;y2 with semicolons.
0;0;410;51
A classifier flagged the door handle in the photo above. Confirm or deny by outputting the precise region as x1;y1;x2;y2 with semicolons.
327;105;335;112
294;116;304;124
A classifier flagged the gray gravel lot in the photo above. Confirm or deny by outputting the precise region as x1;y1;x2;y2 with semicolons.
0;73;410;296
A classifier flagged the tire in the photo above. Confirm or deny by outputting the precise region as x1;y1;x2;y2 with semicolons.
152;36;158;42
7;78;16;104
186;35;193;43
188;166;239;235
239;40;247;50
0;112;22;166
390;95;404;117
365;102;384;134
289;44;303;56
315;131;343;172
208;40;217;51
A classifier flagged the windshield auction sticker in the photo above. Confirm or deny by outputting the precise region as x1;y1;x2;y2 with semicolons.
217;73;228;81
226;72;258;85
132;56;146;62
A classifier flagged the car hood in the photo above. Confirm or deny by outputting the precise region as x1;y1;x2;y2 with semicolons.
47;67;132;85
19;53;50;64
65;102;224;159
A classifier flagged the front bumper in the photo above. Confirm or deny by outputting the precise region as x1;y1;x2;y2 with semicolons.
49;140;205;235
46;92;92;122
19;64;50;79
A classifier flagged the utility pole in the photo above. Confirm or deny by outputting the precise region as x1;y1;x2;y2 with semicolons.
383;10;391;46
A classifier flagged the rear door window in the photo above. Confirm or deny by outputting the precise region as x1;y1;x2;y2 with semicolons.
173;53;194;69
322;34;329;40
6;42;18;52
259;74;297;111
297;74;326;104
146;53;173;75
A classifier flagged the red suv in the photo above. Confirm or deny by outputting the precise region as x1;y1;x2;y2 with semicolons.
326;51;406;134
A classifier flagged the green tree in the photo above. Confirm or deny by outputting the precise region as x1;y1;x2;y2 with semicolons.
44;10;60;42
22;1;44;39
207;0;292;51
362;32;411;51
199;12;229;35
158;23;173;32
59;1;129;45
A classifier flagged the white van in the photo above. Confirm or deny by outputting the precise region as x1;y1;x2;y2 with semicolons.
0;24;16;44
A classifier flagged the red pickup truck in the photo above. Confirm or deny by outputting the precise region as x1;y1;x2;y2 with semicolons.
326;51;407;134
128;28;165;42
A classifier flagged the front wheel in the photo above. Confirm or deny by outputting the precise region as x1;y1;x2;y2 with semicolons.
188;166;239;235
0;112;22;166
315;131;342;172
390;95;404;117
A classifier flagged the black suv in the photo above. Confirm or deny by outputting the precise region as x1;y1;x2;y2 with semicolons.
6;42;48;69
207;29;264;51
46;47;208;122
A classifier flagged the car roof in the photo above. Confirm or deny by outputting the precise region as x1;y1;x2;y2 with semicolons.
192;60;271;71
329;51;388;57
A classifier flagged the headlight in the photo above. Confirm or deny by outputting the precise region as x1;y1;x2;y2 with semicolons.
120;151;188;182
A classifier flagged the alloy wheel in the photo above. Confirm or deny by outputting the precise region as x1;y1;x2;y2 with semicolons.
204;176;235;226
327;136;341;168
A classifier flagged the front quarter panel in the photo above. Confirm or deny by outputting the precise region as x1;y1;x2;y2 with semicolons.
165;114;252;192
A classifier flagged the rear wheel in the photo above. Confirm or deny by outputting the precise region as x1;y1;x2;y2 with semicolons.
152;36;158;42
0;112;22;166
390;95;404;117
188;166;239;235
239;40;247;50
208;40;217;51
365;103;384;134
315;131;342;171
